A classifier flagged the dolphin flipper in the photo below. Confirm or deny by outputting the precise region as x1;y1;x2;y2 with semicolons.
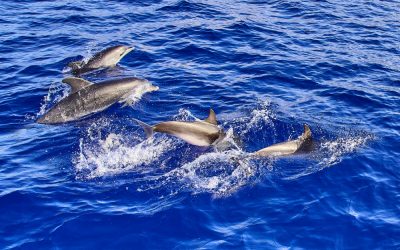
133;119;154;138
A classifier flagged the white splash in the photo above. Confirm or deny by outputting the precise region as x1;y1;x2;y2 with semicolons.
75;133;174;179
175;108;202;121
158;149;258;198
83;41;98;64
284;134;372;180
37;82;69;116
241;99;276;135
317;135;372;167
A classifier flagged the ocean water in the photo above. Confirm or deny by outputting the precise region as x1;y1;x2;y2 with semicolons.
1;0;399;249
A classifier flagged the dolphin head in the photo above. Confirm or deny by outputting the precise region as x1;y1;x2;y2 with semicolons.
111;77;157;90
113;77;159;106
83;45;134;69
146;84;159;92
134;78;159;94
112;45;134;60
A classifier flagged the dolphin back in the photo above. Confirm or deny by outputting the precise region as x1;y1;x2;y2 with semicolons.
254;124;313;157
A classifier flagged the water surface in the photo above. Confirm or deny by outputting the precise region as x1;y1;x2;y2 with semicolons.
1;0;399;248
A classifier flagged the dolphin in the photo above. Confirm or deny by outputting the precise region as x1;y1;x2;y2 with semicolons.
254;124;313;157
37;77;159;124
134;109;227;147
68;45;133;75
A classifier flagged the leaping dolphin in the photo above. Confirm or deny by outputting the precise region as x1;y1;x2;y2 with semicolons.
134;109;226;147
37;77;159;124
68;45;133;75
254;124;313;157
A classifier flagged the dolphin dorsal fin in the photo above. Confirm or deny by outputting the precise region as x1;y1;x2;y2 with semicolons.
62;77;92;93
301;124;312;140
204;109;218;125
296;124;313;153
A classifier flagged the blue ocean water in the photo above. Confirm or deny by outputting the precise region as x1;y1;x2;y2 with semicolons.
1;0;399;248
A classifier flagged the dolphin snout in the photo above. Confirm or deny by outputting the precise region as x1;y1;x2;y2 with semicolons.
141;79;159;92
122;46;134;56
150;85;159;92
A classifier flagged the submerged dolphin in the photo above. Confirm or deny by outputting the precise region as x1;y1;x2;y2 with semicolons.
254;124;313;157
135;109;226;146
68;45;133;75
37;77;159;124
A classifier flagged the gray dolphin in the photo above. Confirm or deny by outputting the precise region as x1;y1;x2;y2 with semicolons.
37;77;159;124
134;109;226;147
254;124;313;157
68;45;133;75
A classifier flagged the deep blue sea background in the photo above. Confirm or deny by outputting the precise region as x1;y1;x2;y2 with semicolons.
1;0;399;249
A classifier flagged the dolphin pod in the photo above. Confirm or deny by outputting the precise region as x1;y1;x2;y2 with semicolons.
37;44;314;157
38;45;158;124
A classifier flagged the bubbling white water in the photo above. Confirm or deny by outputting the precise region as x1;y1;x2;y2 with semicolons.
75;133;174;179
317;135;373;167
283;134;373;180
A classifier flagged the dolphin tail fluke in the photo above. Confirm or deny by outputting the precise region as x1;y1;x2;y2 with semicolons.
133;119;154;138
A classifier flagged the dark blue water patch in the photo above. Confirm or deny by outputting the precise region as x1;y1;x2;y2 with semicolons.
302;11;340;21
268;74;321;91
386;78;400;87
317;87;391;110
118;12;154;23
0;18;13;24
62;15;104;25
2;36;39;47
125;50;157;68
18;65;57;77
157;0;224;17
108;0;163;6
273;1;308;16
169;26;231;44
5;0;51;3
45;4;86;12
